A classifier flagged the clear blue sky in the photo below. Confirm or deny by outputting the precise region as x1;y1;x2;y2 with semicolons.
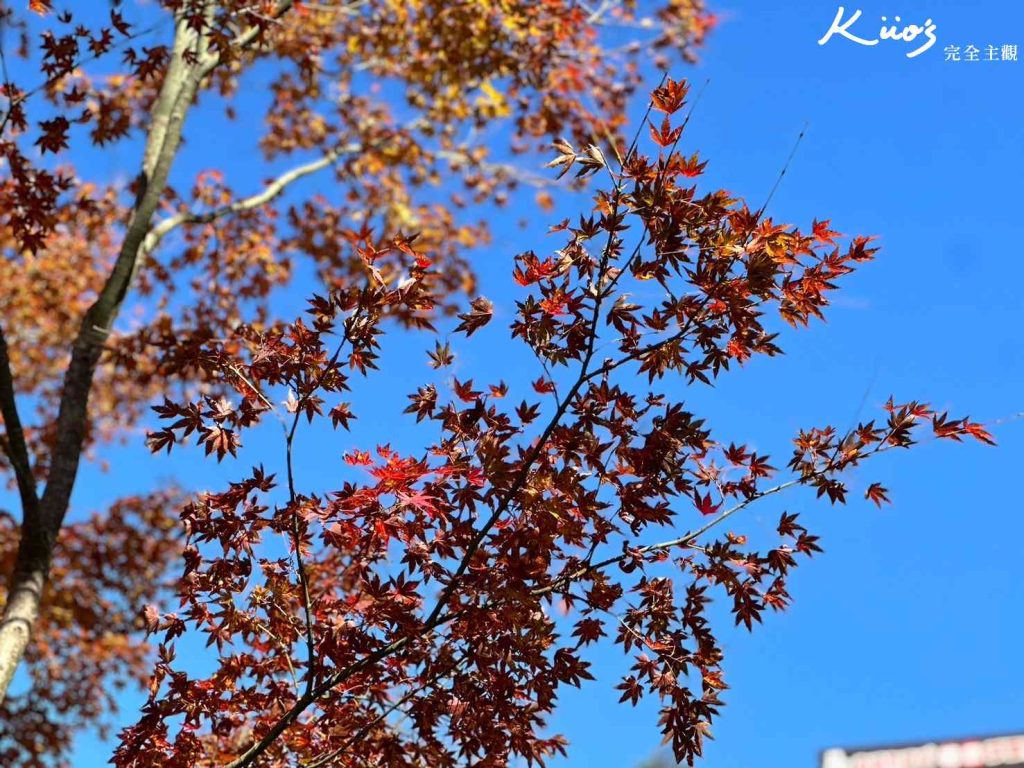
6;1;1022;766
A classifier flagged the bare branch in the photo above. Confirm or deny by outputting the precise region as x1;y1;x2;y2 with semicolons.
142;141;359;258
435;149;558;190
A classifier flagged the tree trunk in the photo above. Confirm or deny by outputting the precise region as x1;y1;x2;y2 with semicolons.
0;533;49;699
0;5;212;703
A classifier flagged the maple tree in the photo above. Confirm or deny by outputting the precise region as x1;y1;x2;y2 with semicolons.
0;1;994;767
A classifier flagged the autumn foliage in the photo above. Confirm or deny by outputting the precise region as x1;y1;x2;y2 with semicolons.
0;1;994;767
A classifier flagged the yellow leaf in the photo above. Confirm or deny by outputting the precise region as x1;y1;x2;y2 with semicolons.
478;80;511;118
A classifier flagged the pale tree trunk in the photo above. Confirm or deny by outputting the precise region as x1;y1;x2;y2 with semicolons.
0;323;47;699
0;550;46;698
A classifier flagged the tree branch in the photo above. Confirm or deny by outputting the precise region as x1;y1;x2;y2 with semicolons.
0;324;38;519
435;149;558;189
419;96;657;629
141;141;359;259
534;479;802;598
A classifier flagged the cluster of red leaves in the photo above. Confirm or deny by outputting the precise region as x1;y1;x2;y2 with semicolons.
2;3;723;763
114;80;993;768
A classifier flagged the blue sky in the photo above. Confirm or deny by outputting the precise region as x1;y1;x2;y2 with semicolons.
4;0;1023;765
